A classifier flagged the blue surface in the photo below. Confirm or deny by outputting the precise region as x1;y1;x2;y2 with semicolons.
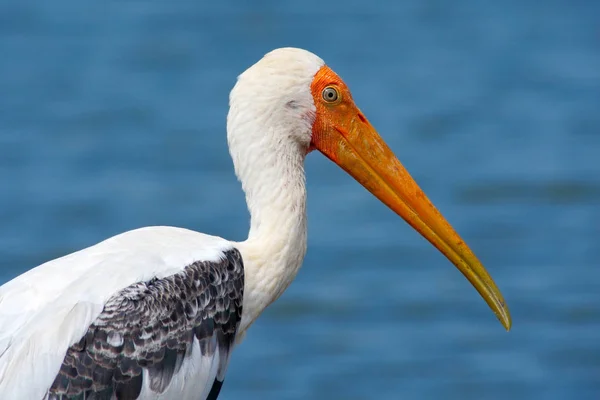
1;1;599;399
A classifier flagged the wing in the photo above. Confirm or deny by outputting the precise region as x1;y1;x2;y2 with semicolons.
0;226;243;400
48;248;244;400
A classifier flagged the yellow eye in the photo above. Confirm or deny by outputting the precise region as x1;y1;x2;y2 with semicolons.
322;87;339;103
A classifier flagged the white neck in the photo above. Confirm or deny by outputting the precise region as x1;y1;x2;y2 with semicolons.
238;145;308;323
227;112;313;336
234;145;308;334
225;47;324;334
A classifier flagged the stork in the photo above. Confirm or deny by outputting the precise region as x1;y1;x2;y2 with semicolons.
0;48;510;399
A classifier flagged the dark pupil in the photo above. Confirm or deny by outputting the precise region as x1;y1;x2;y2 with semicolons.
325;89;336;100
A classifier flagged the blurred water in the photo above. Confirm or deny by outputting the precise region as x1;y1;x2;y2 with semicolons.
1;1;599;399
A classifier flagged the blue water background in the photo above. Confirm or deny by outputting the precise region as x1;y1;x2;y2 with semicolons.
1;1;599;399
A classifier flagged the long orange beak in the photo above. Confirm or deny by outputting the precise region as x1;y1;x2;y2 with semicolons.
310;66;511;330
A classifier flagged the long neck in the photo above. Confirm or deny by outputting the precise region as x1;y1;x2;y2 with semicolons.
230;134;309;334
246;150;307;244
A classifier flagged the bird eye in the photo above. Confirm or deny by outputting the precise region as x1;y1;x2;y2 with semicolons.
322;87;339;103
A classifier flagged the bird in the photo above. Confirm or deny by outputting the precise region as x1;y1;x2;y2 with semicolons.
0;48;511;400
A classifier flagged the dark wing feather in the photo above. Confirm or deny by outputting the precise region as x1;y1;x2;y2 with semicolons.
47;248;244;400
207;378;224;400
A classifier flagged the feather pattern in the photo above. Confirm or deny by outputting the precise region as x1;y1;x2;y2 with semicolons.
46;249;244;399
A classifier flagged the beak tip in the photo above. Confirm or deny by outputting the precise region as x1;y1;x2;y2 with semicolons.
498;307;512;331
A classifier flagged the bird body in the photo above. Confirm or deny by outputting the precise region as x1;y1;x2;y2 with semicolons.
0;48;510;399
0;227;239;399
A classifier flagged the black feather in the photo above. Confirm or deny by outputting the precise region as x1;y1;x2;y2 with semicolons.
207;379;224;400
